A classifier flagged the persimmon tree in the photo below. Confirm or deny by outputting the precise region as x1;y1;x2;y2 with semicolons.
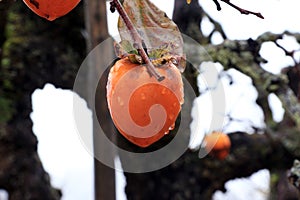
0;0;300;200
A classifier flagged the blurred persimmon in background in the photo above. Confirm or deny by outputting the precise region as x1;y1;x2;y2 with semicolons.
204;131;231;160
23;0;80;21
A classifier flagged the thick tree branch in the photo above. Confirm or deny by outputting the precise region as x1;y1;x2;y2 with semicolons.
196;32;300;157
124;131;296;199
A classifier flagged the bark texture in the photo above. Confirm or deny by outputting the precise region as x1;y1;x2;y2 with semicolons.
83;0;116;199
0;1;85;199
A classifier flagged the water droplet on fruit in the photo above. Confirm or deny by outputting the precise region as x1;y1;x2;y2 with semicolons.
141;93;146;100
161;88;167;95
169;114;175;120
169;123;175;131
117;96;124;106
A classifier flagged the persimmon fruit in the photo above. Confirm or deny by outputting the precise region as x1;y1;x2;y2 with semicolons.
106;58;184;147
23;0;80;21
204;131;231;160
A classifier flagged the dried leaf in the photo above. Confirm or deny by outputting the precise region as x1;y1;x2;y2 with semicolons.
128;54;143;64
118;0;184;61
148;43;186;72
114;40;138;58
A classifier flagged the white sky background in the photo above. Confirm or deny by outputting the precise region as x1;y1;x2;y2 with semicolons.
30;85;94;200
28;0;300;200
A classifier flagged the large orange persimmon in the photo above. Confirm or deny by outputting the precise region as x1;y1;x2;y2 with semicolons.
106;58;184;147
23;0;80;21
204;131;231;160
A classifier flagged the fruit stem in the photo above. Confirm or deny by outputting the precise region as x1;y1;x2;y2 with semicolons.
110;0;165;81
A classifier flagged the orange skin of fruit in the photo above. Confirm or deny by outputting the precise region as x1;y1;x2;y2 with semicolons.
204;132;231;160
107;58;184;147
23;0;80;21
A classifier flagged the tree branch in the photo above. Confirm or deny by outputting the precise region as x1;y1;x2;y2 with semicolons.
274;41;298;65
123;131;296;199
212;0;221;11
212;0;264;19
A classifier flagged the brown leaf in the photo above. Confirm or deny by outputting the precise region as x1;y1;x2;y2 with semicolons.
118;0;184;60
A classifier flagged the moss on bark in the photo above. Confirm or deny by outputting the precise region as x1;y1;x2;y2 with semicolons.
0;1;85;199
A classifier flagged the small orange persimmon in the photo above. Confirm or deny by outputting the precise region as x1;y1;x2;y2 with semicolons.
106;58;184;147
204;131;231;160
23;0;80;21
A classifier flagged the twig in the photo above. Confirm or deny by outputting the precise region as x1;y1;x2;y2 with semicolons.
205;13;227;40
273;39;300;77
212;0;221;11
274;41;298;65
110;0;165;81
212;0;264;19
